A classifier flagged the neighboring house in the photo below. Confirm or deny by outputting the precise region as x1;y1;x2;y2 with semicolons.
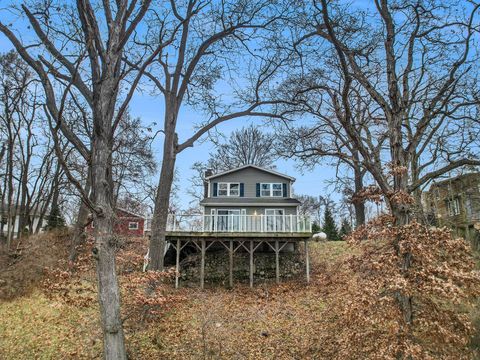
199;164;302;232
87;208;145;237
423;172;480;241
0;204;47;238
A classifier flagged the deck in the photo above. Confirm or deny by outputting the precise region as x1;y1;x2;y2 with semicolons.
145;214;313;235
144;214;314;288
166;231;312;240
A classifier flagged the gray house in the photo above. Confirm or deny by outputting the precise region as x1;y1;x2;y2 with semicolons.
151;164;312;288
199;165;303;232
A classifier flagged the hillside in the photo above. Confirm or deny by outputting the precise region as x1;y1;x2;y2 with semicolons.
0;231;478;359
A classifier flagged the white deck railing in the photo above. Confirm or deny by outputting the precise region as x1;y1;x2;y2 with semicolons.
145;214;312;233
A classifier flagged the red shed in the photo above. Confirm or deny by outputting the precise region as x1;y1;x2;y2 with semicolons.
87;208;145;237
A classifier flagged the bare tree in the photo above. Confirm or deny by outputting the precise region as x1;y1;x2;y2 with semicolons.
275;80;382;227
138;0;293;270
210;124;277;170
188;125;277;202
288;0;480;340
0;2;155;358
0;51;62;245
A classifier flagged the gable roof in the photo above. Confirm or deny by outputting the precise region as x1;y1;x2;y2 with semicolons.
205;164;295;181
116;207;145;219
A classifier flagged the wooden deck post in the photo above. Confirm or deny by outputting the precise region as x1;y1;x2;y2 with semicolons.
229;240;233;288
275;240;280;284
175;239;180;289
249;240;254;288
200;239;206;289
305;239;310;283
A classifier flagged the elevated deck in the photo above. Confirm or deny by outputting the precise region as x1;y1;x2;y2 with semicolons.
144;214;314;288
145;214;313;235
166;231;312;240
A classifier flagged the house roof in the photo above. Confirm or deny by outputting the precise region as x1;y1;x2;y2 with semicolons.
205;164;296;181
200;197;301;206
430;172;479;188
116;208;145;219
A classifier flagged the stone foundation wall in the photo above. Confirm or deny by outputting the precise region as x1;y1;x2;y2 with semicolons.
179;250;305;285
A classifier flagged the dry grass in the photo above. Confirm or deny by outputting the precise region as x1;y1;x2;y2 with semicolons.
0;236;478;359
0;230;69;300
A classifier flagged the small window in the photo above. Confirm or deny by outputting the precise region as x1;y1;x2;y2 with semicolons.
260;183;283;197
446;198;460;216
217;183;240;197
229;183;239;196
128;222;139;230
91;222;94;229
272;183;283;197
218;183;228;196
261;183;271;197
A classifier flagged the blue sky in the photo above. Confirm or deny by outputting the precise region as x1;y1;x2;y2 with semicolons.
127;91;337;208
0;29;339;211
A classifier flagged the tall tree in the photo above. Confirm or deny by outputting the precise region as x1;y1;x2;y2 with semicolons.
210;124;277;171
188;125;277;202
0;2;155;358
140;0;292;270
339;217;352;239
322;205;339;241
288;0;480;345
0;51;61;244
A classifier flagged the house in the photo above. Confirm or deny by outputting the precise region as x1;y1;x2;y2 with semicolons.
0;204;48;239
200;164;303;232
87;208;145;237
147;164;313;288
423;172;480;243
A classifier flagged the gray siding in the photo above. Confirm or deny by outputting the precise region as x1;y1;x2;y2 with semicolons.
204;206;297;216
209;167;291;198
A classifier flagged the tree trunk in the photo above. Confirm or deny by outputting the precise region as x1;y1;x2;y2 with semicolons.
148;131;177;271
389;117;414;327
92;131;126;360
69;175;91;263
352;157;365;227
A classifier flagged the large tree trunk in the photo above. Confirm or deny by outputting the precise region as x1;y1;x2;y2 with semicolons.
148;129;177;271
389;123;413;326
352;153;366;227
92;129;126;360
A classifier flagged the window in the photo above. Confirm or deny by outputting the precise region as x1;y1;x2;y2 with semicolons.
128;222;139;230
218;183;228;196
218;183;240;197
446;198;460;216
260;183;283;197
229;183;239;196
261;183;270;197
265;209;285;231
272;183;283;197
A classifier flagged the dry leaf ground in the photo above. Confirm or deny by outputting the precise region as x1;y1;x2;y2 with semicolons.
0;232;478;359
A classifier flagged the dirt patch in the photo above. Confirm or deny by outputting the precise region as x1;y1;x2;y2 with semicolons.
0;230;69;300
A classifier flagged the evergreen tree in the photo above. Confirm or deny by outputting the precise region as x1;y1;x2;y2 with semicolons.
45;205;65;230
322;206;339;241
312;221;321;233
339;218;352;239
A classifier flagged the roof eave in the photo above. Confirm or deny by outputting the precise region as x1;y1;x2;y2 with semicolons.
205;164;295;181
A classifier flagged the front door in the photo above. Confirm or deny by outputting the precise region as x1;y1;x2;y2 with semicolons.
265;209;284;232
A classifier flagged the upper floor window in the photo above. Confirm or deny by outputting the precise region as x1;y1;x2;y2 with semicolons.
218;183;239;197
446;198;460;216
261;183;283;197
